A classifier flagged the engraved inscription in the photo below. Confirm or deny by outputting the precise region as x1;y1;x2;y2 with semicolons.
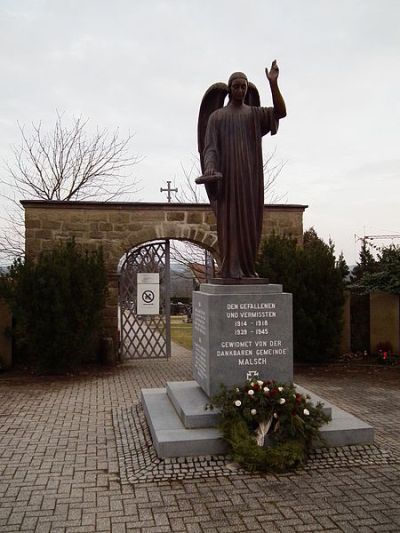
217;300;289;363
193;343;207;380
193;306;206;335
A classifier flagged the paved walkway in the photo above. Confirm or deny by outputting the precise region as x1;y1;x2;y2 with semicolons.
1;344;400;532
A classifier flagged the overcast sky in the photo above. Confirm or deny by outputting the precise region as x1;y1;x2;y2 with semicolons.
0;0;399;264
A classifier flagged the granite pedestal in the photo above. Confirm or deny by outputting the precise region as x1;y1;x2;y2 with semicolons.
192;283;293;396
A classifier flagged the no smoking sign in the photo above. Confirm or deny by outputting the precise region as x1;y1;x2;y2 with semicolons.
137;273;160;315
142;289;155;304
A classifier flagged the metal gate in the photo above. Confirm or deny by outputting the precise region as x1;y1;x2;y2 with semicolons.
119;240;171;359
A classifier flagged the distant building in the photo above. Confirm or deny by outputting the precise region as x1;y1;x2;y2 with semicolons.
170;263;194;300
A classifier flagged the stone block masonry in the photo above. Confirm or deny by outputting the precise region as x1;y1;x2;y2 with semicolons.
22;200;307;356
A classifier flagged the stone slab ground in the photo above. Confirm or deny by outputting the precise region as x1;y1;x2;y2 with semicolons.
1;344;400;532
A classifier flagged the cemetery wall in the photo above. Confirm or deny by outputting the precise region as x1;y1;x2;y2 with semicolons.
22;200;307;358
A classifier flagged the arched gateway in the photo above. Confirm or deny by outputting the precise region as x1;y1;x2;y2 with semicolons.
22;200;307;359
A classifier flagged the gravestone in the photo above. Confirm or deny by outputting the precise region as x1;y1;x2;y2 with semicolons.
192;283;293;397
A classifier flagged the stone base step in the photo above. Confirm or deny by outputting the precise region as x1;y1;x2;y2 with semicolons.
166;380;332;430
141;382;374;459
141;388;227;458
166;381;220;429
318;406;375;447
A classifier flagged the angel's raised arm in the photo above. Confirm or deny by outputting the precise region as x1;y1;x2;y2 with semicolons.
265;60;286;119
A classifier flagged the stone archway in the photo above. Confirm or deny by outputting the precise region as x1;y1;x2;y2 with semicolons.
22;200;307;356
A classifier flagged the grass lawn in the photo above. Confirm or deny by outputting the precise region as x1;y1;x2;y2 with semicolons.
170;316;192;350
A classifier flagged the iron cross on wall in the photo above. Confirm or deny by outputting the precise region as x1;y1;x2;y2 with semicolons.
160;181;178;203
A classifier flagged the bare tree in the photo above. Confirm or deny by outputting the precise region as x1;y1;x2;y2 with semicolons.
168;151;286;277
5;112;139;201
172;159;207;204
262;149;287;204
170;240;216;282
0;112;140;260
174;150;286;205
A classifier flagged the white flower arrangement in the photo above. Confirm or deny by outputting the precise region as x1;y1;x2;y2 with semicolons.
209;378;330;473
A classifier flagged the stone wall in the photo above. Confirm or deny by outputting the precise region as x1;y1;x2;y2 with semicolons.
22;200;307;355
0;299;12;369
370;292;399;353
23;201;306;267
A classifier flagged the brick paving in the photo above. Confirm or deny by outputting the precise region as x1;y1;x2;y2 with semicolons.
1;345;400;532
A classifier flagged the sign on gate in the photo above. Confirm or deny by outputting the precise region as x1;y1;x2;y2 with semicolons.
137;273;160;315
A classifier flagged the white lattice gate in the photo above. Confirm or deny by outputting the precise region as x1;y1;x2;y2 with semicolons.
119;240;171;359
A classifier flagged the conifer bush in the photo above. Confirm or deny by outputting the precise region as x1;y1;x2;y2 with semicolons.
0;240;107;373
257;229;346;362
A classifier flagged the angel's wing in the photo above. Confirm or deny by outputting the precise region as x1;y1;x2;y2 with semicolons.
245;82;260;107
196;79;260;207
197;81;261;170
197;82;228;173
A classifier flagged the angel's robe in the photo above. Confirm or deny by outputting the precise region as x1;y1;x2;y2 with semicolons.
203;104;279;278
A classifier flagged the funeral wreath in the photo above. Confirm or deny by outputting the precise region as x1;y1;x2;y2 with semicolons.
208;379;330;473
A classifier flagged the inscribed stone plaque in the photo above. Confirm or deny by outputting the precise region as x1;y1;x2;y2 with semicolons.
192;283;293;397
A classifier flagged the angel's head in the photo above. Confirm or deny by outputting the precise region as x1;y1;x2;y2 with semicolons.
228;72;248;104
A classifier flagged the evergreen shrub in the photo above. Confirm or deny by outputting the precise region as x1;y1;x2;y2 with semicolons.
0;240;107;373
257;229;346;362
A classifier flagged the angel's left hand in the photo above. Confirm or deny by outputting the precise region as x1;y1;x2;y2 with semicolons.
265;60;279;83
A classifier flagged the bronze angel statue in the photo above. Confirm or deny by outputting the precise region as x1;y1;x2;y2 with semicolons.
197;61;287;280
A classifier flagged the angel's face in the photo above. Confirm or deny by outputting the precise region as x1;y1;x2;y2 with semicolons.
230;78;248;104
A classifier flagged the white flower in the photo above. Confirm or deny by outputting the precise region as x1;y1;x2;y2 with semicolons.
234;400;241;407
303;408;310;416
273;412;278;419
278;386;284;392
250;409;257;415
263;386;270;393
293;394;297;398
248;389;255;396
257;380;263;386
235;388;240;392
279;398;286;405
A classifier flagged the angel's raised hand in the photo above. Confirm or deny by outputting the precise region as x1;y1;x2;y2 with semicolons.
265;60;279;82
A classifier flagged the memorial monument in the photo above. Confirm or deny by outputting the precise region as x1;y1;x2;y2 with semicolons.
193;62;292;395
141;64;374;458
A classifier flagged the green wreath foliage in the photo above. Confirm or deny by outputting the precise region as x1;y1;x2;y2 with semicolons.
209;379;330;473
